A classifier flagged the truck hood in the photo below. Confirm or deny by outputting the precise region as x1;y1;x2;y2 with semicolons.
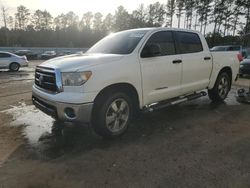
40;53;124;72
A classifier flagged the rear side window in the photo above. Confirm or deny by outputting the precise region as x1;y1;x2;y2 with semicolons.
141;31;176;57
0;53;11;58
175;32;203;54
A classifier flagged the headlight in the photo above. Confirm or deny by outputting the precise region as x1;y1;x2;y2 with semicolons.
62;71;92;86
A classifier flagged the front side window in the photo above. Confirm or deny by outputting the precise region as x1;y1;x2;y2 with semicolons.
141;31;176;58
0;53;11;58
176;32;203;54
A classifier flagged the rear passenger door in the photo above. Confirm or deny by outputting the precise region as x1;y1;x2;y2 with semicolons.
140;31;182;105
174;31;212;95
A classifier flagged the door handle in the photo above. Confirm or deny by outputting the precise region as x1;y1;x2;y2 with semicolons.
172;59;182;64
204;57;211;60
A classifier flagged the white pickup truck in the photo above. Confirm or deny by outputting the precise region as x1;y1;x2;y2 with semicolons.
32;28;240;138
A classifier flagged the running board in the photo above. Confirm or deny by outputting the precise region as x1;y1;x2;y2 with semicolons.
143;91;207;112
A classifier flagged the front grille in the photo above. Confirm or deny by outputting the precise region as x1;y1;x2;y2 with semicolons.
35;67;57;92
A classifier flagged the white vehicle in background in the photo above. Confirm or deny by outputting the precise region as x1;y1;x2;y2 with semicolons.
32;28;240;138
0;51;28;71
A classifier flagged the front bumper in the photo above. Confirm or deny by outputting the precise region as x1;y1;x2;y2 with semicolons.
21;61;29;67
32;92;93;123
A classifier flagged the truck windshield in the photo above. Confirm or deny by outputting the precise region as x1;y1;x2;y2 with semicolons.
87;30;148;55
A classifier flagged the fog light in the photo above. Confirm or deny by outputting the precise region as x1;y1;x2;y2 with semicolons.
64;107;76;119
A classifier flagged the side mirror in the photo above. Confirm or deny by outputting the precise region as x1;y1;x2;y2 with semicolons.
141;43;161;58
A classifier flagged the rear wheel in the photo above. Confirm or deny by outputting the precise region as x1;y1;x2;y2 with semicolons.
9;63;20;72
208;72;231;102
92;92;133;138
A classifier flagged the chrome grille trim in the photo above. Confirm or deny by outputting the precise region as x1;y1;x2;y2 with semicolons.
35;66;63;93
55;68;63;92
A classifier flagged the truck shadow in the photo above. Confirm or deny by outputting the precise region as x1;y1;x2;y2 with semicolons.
22;95;240;162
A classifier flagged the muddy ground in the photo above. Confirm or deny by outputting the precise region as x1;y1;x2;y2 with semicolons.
0;61;250;188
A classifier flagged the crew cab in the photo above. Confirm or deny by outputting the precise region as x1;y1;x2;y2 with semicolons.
32;28;240;138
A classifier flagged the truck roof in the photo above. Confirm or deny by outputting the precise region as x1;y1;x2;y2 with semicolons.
121;27;201;34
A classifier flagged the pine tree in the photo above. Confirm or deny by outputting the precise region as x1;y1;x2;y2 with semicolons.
236;0;250;34
15;5;30;30
166;0;175;27
176;0;185;28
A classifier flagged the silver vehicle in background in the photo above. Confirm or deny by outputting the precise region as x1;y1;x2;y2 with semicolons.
41;51;57;60
0;51;28;71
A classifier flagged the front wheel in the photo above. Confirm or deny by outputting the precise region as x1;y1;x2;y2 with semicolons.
92;92;133;138
208;72;231;102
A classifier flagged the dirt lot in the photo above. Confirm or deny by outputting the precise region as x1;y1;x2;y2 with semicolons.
0;61;250;188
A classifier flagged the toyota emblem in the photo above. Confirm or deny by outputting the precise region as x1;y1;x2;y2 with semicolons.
39;75;43;85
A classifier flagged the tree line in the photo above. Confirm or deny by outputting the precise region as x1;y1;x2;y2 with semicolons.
0;0;250;48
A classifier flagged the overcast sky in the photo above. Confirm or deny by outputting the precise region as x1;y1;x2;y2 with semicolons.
0;0;228;33
0;0;166;16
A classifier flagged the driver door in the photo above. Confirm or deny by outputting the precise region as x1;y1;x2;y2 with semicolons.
139;31;182;106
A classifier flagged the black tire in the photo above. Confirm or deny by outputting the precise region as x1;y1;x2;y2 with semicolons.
9;63;20;72
208;72;231;102
92;92;133;138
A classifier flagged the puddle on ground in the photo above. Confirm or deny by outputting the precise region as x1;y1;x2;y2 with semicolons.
0;68;35;84
1;88;246;160
3;103;54;145
2;102;96;160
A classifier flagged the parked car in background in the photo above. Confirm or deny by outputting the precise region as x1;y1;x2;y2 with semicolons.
14;50;38;60
210;45;242;52
211;45;244;61
41;51;56;59
241;48;250;59
57;51;72;56
0;51;28;71
75;51;84;55
239;56;250;77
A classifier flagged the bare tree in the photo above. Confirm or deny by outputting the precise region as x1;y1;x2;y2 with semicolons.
147;2;166;27
80;12;93;29
102;13;114;32
7;16;14;29
1;5;8;28
93;12;103;31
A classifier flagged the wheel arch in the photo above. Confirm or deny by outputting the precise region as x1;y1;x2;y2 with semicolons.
9;62;20;66
219;67;232;82
93;82;141;110
91;83;140;138
208;66;233;89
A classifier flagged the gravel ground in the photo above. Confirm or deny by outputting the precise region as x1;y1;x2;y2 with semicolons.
0;61;250;188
